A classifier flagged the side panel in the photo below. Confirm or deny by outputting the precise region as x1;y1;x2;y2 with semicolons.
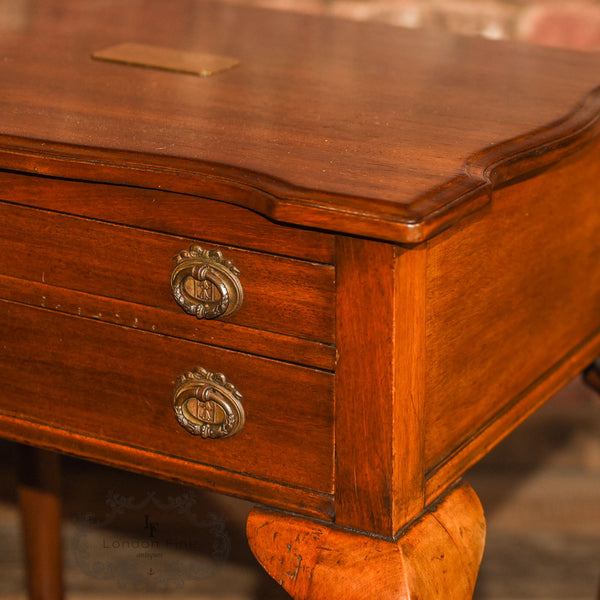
424;140;600;497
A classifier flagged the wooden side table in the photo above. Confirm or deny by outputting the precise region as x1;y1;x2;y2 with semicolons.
1;1;600;598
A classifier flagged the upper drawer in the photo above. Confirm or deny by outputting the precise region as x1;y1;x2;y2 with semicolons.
0;170;335;264
0;201;335;358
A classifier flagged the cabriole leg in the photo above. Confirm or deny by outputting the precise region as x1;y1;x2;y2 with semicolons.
247;481;485;600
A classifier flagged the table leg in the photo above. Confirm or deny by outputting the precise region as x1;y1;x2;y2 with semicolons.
583;358;600;393
247;481;485;600
18;445;64;600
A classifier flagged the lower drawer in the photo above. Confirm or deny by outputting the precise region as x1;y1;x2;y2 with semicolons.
0;299;334;494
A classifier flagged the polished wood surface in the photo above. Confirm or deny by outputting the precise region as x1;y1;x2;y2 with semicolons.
0;170;335;264
2;0;600;241
248;482;486;600
1;1;600;598
424;138;600;499
334;237;427;535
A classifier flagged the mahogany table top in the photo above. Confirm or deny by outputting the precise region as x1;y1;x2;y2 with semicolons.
1;0;600;241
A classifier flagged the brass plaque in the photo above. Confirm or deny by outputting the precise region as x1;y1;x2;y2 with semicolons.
92;42;239;77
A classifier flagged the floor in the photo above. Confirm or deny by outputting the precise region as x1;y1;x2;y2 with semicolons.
0;376;598;599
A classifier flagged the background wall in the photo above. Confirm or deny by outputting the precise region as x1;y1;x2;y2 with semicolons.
226;0;600;50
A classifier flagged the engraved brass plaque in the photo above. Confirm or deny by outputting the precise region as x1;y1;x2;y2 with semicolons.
92;43;239;77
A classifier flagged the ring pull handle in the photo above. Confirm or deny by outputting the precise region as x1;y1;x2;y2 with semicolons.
171;245;244;319
173;367;245;439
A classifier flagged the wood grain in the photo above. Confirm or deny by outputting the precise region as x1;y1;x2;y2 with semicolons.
1;413;334;521
0;201;335;347
0;274;335;370
247;481;486;600
334;238;426;536
424;137;600;488
0;170;335;264
2;0;600;241
2;1;600;595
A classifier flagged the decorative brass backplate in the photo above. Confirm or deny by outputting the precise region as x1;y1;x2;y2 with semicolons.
173;367;245;439
171;245;244;319
92;43;239;77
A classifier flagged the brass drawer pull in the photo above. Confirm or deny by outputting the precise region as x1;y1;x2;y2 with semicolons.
173;367;245;439
171;245;243;319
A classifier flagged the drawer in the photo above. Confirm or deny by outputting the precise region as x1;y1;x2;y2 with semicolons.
0;201;335;349
0;170;336;264
0;299;335;494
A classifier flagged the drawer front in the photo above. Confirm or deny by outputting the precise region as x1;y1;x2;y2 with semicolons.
0;170;336;264
0;201;335;345
0;299;334;493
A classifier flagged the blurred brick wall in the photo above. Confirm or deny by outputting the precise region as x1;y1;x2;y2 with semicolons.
227;0;600;50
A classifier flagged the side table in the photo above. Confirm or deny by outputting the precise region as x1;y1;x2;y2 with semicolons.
1;1;600;598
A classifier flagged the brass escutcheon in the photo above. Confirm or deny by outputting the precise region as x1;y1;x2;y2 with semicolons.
173;367;245;439
171;245;244;319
